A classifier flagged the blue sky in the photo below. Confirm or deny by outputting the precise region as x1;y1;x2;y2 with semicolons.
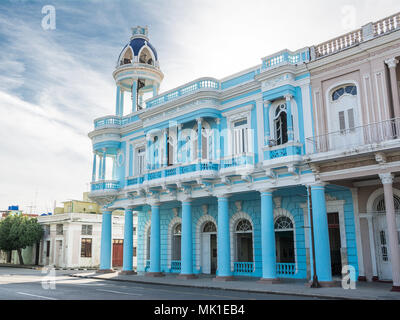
1;0;400;214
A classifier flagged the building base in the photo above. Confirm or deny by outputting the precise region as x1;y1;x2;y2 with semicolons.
145;272;165;278
391;286;400;292
258;278;281;284
96;269;115;274
177;274;198;280
119;270;137;276
358;276;367;282
214;276;235;282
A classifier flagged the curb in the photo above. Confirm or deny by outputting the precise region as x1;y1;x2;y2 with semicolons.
69;274;370;301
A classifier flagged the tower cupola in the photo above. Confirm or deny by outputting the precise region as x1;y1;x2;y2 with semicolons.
112;26;163;115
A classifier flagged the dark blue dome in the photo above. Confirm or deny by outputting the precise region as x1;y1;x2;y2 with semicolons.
118;37;158;63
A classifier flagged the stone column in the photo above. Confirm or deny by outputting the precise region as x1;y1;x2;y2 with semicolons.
385;58;400;119
285;94;294;141
379;173;400;291
101;149;106;180
215;195;233;281
152;84;158;98
92;153;97;182
366;215;379;281
121;208;136;275
163;129;168;167
197;118;203;161
258;190;280;283
115;86;121;116
132;79;137;112
119;89;124;117
310;183;334;285
98;154;103;181
178;200;197;279
147;203;164;277
263;100;272;146
98;210;113;273
176;124;182;164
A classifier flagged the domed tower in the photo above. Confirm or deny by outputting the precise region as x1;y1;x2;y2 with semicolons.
112;26;164;115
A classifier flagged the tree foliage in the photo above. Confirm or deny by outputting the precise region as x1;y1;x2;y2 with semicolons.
0;215;43;264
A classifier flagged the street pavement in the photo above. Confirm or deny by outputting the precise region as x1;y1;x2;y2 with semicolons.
0;267;323;300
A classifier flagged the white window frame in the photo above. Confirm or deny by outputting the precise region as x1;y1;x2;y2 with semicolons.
222;104;254;157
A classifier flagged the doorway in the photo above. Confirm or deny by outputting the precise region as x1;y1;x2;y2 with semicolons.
328;212;342;276
112;239;124;267
201;221;217;274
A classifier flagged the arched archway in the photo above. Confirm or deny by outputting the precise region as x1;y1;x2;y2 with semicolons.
366;188;400;280
196;215;217;274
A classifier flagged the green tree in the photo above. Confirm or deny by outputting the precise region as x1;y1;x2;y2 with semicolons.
0;215;43;265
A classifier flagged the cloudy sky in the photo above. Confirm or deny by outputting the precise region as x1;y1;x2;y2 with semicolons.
0;0;400;214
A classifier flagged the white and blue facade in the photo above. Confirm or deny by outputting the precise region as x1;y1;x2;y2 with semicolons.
88;25;366;284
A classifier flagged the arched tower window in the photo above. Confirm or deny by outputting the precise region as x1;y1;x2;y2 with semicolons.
274;216;295;263
235;219;253;263
121;47;133;66
273;103;288;146
139;47;154;65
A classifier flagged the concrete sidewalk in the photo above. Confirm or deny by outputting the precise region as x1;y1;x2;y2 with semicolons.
70;271;400;300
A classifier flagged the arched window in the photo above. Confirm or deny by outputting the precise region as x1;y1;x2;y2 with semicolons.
332;85;357;101
275;216;295;263
120;47;133;65
373;194;400;212
139;47;154;65
330;84;358;134
203;222;217;233
172;224;181;261
235;219;253;262
273;103;288;146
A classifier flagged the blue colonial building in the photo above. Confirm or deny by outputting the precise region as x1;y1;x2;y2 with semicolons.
88;19;400;289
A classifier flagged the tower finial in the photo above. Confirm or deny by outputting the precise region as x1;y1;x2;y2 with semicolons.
131;25;149;40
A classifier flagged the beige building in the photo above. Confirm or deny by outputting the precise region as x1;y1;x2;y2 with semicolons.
38;193;138;269
307;14;400;285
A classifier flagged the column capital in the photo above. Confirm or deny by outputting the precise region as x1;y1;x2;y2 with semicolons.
215;118;221;125
216;194;230;200
102;210;112;215
196;117;203;124
379;173;394;185
147;198;161;207
284;94;293;102
263;100;272;106
385;58;399;69
258;189;276;195
307;182;327;189
124;208;134;213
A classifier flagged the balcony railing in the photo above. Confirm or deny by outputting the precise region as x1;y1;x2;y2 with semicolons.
261;49;310;71
312;12;400;59
234;262;254;275
91;180;120;192
306;118;400;154
145;77;220;109
220;154;255;169
276;263;296;278
170;260;181;273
